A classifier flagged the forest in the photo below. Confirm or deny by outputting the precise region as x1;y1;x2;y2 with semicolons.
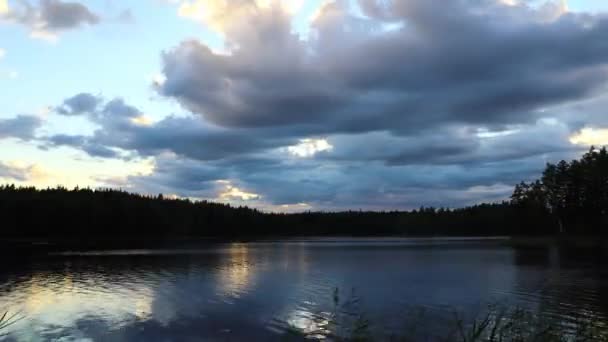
0;147;606;240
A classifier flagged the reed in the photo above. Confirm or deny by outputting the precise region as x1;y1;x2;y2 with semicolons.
283;289;608;342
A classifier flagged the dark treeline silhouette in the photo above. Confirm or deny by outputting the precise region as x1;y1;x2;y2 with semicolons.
0;148;605;240
511;146;608;235
0;187;553;238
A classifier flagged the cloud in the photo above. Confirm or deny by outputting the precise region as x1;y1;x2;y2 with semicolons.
2;0;100;40
176;0;304;34
44;86;586;209
218;182;260;201
569;127;608;146
0;161;51;185
113;130;565;209
46;94;295;160
104;112;582;209
0;48;5;58
287;138;333;157
0;115;43;140
46;134;120;158
0;0;7;14
0;161;31;181
123;152;557;210
32;1;608;210
320;119;577;166
157;0;608;135
115;154;225;198
56;93;102;115
35;0;99;29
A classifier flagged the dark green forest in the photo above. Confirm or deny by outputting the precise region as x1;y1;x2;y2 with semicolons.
0;148;606;240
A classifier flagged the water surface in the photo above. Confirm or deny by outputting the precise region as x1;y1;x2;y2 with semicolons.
0;237;606;341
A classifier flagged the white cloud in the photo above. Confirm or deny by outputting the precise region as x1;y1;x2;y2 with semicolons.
0;48;5;59
476;128;519;139
287;138;333;157
30;30;59;43
151;73;167;86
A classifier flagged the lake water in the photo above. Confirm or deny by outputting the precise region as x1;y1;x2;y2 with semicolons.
0;237;606;341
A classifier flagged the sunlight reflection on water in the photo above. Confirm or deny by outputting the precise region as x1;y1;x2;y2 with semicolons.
216;243;254;299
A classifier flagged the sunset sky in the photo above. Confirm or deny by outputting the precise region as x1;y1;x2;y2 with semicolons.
1;0;608;211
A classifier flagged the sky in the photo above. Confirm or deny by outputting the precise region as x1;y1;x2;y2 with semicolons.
1;0;608;212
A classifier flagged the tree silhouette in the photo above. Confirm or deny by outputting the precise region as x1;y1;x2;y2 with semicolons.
0;148;605;245
511;146;608;234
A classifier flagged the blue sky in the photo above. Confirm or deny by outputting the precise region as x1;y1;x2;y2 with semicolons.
1;0;608;211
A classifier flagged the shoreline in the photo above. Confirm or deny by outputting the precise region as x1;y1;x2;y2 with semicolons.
1;234;607;254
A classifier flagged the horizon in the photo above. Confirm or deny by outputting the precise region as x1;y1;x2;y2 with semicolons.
2;0;608;212
0;182;517;213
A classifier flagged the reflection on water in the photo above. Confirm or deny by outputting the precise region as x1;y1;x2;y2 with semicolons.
286;308;332;339
217;243;254;299
0;268;163;340
0;238;606;341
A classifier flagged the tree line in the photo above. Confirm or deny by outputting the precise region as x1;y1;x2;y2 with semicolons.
0;147;605;240
511;146;608;235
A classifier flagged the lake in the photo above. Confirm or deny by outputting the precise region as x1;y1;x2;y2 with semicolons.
0;237;606;341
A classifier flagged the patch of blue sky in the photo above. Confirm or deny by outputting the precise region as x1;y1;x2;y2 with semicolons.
0;0;221;131
568;0;608;12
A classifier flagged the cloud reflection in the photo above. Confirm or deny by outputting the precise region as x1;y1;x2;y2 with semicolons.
0;270;158;339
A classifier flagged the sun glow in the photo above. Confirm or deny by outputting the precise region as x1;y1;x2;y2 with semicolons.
0;0;8;14
287;138;333;157
218;182;260;201
130;115;154;126
569;128;608;146
177;0;304;34
217;243;254;298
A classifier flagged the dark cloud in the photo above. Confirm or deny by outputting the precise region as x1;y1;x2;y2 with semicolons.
0;115;42;140
122;148;572;210
47;94;294;160
56;93;102;115
47;134;119;158
2;0;99;35
323;120;579;166
158;39;345;129
38;0;99;30
43;118;582;210
157;0;608;134
101;98;140;118
80;144;118;158
47;133;86;146
124;156;226;197
44;93;589;209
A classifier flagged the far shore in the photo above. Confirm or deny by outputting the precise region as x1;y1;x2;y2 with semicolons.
1;235;607;255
